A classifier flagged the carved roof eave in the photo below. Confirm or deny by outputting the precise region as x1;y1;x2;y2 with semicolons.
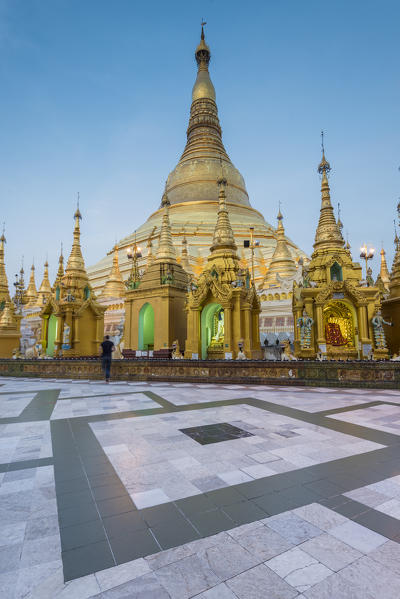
40;296;61;317
75;297;107;317
187;274;259;310
312;281;381;306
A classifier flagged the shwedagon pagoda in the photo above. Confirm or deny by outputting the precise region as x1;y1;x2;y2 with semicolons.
1;28;399;363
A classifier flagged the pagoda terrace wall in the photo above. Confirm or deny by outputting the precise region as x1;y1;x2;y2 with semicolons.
0;358;399;389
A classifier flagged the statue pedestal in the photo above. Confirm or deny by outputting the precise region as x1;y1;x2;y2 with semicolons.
207;345;224;360
373;348;389;360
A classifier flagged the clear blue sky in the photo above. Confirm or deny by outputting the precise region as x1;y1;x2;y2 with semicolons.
0;0;399;285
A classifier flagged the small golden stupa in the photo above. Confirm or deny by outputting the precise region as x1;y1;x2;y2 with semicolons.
36;260;52;307
382;206;400;353
185;176;261;359
41;206;105;357
0;230;10;306
101;245;125;299
293;143;387;360
25;264;38;308
0;231;22;357
124;192;189;354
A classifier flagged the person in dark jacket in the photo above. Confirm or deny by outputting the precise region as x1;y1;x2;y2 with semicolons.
100;335;115;383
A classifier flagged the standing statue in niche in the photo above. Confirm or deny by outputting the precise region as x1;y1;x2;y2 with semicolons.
297;310;314;349
214;309;224;342
371;309;392;350
62;323;71;350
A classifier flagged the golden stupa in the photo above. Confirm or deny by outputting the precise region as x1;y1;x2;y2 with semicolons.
88;27;307;292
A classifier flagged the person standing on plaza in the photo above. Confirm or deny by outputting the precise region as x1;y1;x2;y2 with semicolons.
100;335;115;383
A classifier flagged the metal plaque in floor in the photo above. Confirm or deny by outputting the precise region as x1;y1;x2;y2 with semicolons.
179;422;254;445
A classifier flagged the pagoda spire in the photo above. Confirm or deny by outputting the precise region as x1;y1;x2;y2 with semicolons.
379;247;390;290
25;264;38;307
155;191;177;263
102;245;125;298
0;226;10;303
210;176;237;254
313;137;344;252
264;209;296;285
36;260;52;306
182;26;227;160
53;244;64;290
389;217;400;297
63;201;89;292
181;231;191;272
145;234;155;270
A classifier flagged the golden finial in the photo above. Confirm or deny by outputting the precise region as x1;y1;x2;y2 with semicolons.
318;130;331;175
74;192;82;220
201;19;207;40
0;222;5;244
195;20;210;67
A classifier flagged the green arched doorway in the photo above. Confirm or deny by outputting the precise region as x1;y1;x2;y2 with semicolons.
200;303;223;359
138;303;154;350
46;314;58;357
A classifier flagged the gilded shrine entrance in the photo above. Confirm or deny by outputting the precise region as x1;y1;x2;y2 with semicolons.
138;303;154;350
323;301;355;348
200;303;224;359
46;313;58;357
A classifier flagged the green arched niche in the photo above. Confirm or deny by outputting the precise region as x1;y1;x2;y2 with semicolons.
46;313;58;357
200;302;222;359
138;303;154;350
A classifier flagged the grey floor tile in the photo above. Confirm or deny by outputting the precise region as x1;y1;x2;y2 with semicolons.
155;553;221;599
96;494;137;518
103;511;148;539
266;512;322;544
0;543;22;573
58;501;99;528
188;509;235;536
62;539;115;581
175;494;216;515
111;528;160;563
226;563;297;599
222;500;267;525
141;503;185;527
61;519;106;551
151;517;200;549
100;572;171;599
233;523;293;561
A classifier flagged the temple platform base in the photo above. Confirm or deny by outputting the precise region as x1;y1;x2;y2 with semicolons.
0;358;399;389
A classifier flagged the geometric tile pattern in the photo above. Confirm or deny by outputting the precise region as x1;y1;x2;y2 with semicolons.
1;376;400;598
92;404;383;508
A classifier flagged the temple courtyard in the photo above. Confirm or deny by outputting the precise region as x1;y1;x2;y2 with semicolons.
0;378;400;598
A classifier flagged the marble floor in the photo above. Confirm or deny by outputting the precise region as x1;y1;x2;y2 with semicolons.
0;376;400;598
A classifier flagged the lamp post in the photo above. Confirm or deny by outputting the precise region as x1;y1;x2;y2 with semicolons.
126;233;142;290
359;245;374;278
244;227;260;285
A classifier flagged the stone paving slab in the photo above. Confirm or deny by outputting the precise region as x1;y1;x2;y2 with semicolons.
0;377;400;597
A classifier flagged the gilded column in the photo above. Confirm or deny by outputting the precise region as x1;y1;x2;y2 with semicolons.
315;304;324;344
223;306;232;355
